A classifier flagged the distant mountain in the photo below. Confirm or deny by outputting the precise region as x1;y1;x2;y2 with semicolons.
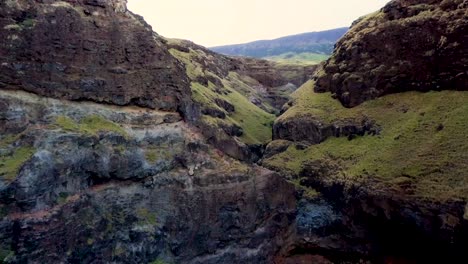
210;27;348;63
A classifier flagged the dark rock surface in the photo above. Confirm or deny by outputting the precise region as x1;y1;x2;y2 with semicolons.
0;0;191;112
2;0;467;263
315;0;468;107
0;91;296;263
273;116;379;144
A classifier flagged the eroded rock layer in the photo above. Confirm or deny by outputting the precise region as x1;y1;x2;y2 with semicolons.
0;0;191;112
0;90;296;263
315;0;468;107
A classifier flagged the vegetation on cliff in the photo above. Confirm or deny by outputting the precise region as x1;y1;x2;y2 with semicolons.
55;115;128;138
265;80;468;201
0;145;35;182
169;40;278;145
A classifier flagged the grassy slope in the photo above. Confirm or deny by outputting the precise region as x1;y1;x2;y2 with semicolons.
265;52;329;65
169;42;275;145
265;81;468;201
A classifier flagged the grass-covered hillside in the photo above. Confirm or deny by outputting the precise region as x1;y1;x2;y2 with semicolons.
167;39;277;146
264;81;468;201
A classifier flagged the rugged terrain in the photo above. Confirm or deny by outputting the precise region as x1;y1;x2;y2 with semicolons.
1;0;468;263
314;0;468;107
210;28;348;65
0;1;306;263
166;38;316;161
265;0;468;262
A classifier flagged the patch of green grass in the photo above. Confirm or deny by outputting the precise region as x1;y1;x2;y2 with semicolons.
150;259;167;264
222;82;275;144
278;80;357;123
80;115;127;136
145;148;171;163
114;145;126;154
290;178;320;200
0;134;21;149
57;192;69;205
0;146;35;182
21;19;35;28
192;81;275;145
145;150;159;163
170;46;276;145
265;52;329;65
169;48;205;80
137;208;158;226
266;87;468;201
55;116;80;132
0;246;13;263
55;115;127;137
112;246;125;257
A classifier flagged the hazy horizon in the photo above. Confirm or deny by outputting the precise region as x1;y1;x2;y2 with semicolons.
127;0;391;47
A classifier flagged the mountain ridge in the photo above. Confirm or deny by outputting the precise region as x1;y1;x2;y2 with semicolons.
210;27;348;60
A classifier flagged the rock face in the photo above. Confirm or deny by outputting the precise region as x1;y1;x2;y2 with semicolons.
0;0;191;112
273;116;377;144
315;0;468;107
167;39;317;162
234;57;317;110
263;0;468;263
0;1;304;263
0;90;296;264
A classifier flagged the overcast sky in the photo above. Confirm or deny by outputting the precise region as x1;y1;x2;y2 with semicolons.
127;0;390;47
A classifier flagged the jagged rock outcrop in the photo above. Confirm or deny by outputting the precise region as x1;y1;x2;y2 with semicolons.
271;81;380;145
0;0;191;112
315;0;468;107
0;90;296;264
273;116;377;144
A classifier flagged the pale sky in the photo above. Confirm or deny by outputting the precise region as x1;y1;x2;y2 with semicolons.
127;0;390;47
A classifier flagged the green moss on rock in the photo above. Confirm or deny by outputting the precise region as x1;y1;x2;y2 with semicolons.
0;146;35;182
137;208;158;226
266;86;468;201
55;115;127;137
170;44;276;146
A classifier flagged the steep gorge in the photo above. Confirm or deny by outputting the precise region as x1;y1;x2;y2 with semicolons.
1;0;467;263
0;1;299;263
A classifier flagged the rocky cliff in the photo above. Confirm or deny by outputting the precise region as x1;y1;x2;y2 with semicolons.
0;0;193;113
265;0;468;262
0;1;305;263
315;0;467;107
0;89;296;263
